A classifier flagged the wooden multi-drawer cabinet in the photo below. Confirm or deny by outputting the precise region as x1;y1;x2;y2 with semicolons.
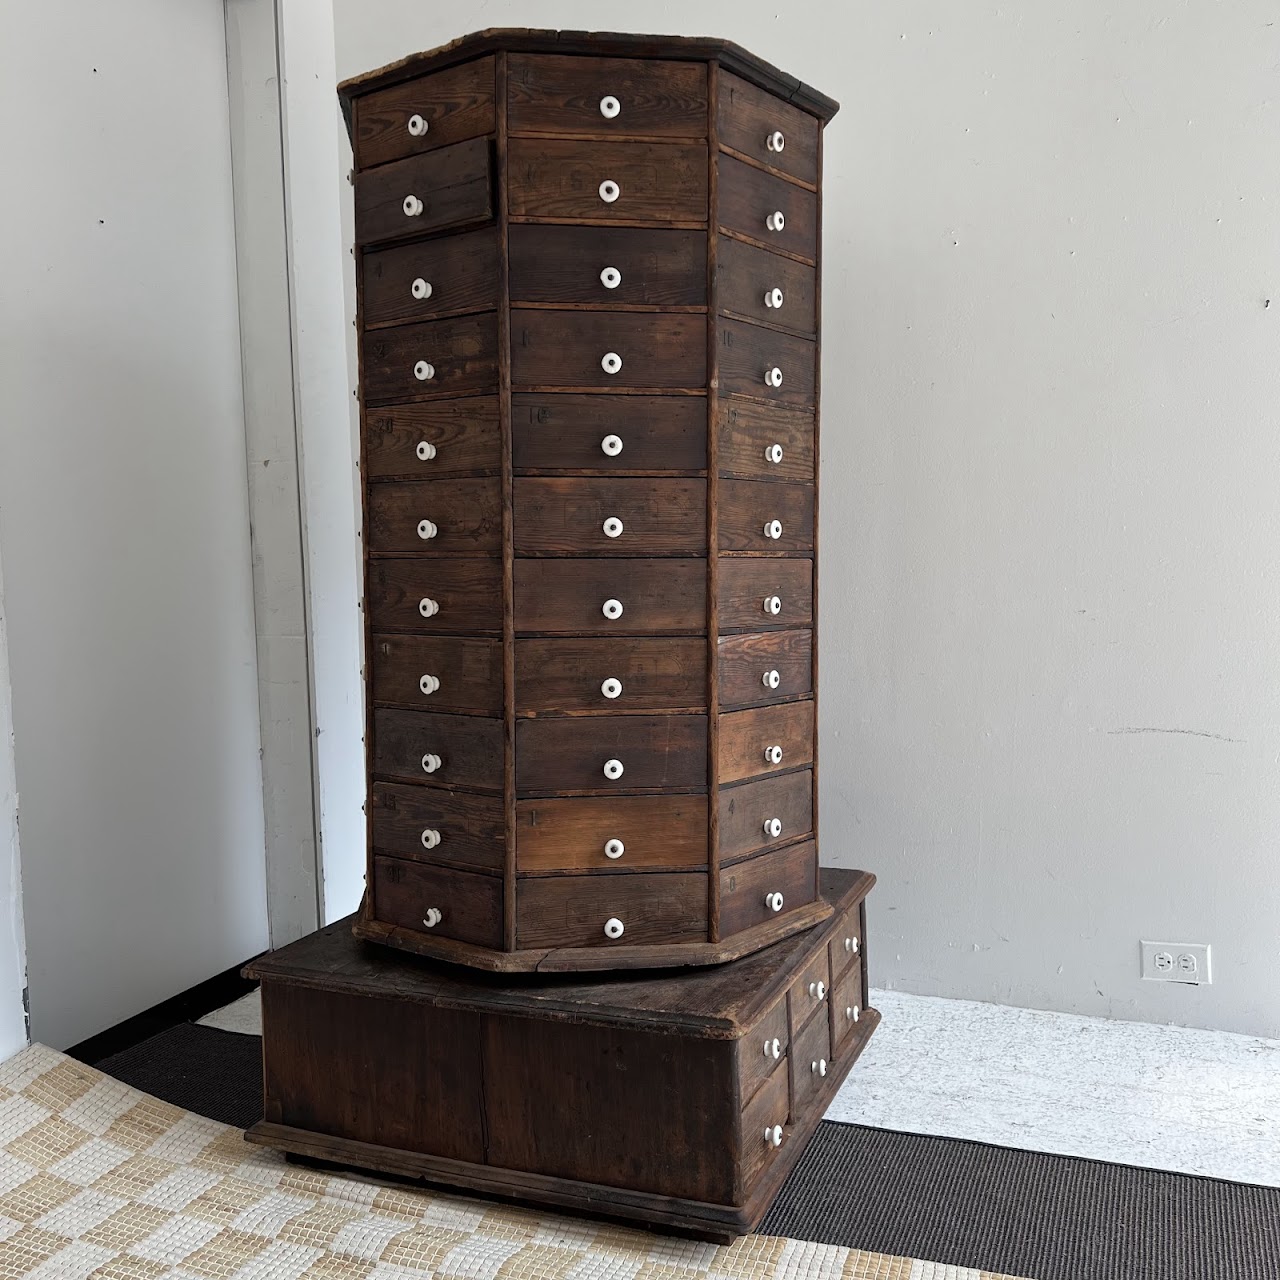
343;31;840;972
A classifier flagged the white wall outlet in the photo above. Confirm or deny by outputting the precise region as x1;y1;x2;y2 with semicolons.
1141;940;1212;985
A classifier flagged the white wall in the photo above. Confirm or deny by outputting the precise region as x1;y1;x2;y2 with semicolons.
0;554;29;1058
0;2;270;1048
333;2;1280;1037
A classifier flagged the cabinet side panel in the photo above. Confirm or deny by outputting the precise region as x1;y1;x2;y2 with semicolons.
706;61;723;941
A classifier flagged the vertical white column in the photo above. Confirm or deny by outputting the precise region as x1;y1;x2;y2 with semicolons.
0;551;28;1057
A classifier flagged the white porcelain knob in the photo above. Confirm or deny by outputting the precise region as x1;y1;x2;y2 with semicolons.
416;440;437;461
419;674;440;696
765;1124;783;1147
411;277;432;300
845;935;860;955
764;443;784;465
764;519;783;540
422;906;442;927
602;516;624;538
419;597;439;617
599;95;621;119
762;669;781;690
602;598;624;620
414;360;435;381
763;817;782;839
601;351;623;375
766;129;786;153
763;595;782;616
811;1058;828;1077
407;114;428;137
601;677;623;699
764;744;783;766
604;838;625;860
603;758;625;780
764;366;784;388
600;266;622;289
420;828;441;849
601;434;624;457
599;179;620;204
417;519;438;540
604;917;624;939
809;980;827;1000
764;1037;781;1060
764;287;784;309
766;210;786;232
847;1004;861;1023
403;195;424;217
765;890;784;913
421;752;442;774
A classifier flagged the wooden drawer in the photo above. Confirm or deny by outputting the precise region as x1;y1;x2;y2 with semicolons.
355;138;493;246
788;942;831;1039
718;72;820;189
514;478;706;555
373;855;502;949
515;794;708;872
790;1000;833;1113
830;961;866;1057
368;479;502;555
509;226;706;307
718;769;813;864
371;782;504;872
511;311;706;391
515;872;707;949
371;634;502;714
717;401;814;484
718;700;814;784
514;637;706;713
718;557;813;634
362;229;499;328
718;319;816;409
830;902;864;981
367;557;502;634
740;1056;789;1192
364;396;501;480
508;139;708;224
514;558;706;635
516;715;707;794
718;480;813;553
719;154;817;263
738;996;788;1109
372;708;503;792
508;54;707;138
512;393;706;473
352;57;495;170
718;629;812;709
718;839;817;939
361;313;498;403
716;236;816;336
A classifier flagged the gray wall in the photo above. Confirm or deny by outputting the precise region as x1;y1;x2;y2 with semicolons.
333;1;1280;1037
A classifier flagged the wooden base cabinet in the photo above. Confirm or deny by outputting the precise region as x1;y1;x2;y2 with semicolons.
343;30;842;971
246;868;876;1242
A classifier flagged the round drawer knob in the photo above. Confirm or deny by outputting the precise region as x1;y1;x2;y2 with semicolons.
602;598;624;620
764;366;784;388
763;744;783;766
604;838;625;860
416;440;437;461
764;519;784;541
765;890;784;913
601;677;623;699
846;1004;861;1023
766;210;786;232
604;917;625;939
764;1036;781;1060
766;129;786;153
422;907;443;927
765;1124;783;1148
419;674;440;696
845;935;860;955
600;266;622;289
419;597;440;617
764;287;785;309
411;277;433;300
762;669;781;690
601;351;623;375
599;95;621;119
407;114;429;137
811;1058;828;1077
414;360;435;381
417;519;438;540
403;195;424;217
421;753;442;774
420;828;441;850
809;980;827;1000
603;758;625;780
764;443;784;465
763;817;783;839
601;434;624;457
602;516;624;538
763;595;783;616
599;179;621;204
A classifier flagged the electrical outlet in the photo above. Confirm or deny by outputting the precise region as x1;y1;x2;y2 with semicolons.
1141;940;1212;985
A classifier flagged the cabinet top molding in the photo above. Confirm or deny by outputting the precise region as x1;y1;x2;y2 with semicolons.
337;28;840;126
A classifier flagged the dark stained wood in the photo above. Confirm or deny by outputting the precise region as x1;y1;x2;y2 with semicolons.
737;994;787;1109
789;999;832;1113
717;400;814;483
718;479;814;552
830;961;864;1057
372;708;503;791
361;313;499;403
515;793;708;871
718;701;814;784
355;137;494;246
514;636;706;712
717;628;813;709
367;479;503;555
371;782;505;871
508;139;707;224
829;899;863;981
515;872;707;948
739;1058;789;1196
364;396;501;480
513;558;706;634
373;854;504;947
507;54;708;138
367;556;503;633
717;556;813;632
718;768;813;863
717;71;820;188
718;839;817;938
362;229;500;328
370;633;503;714
717;236;816;335
718;153;818;262
787;943;831;1040
513;477;707;554
512;393;706;472
717;319;816;409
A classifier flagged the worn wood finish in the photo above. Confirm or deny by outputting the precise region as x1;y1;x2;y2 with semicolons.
367;556;503;633
367;479;503;555
372;708;503;791
370;633;503;714
355;138;494;246
717;400;815;483
718;839;818;938
516;872;707;948
717;319;816;409
361;313;499;403
787;945;832;1040
364;396;502;479
739;1059;789;1195
515;793;708;871
718;701;814;785
790;1002;833;1113
717;71;820;188
371;782;505;871
717;556;813;632
738;994;788;1108
513;558;706;634
718;768;813;864
514;636;706;713
829;899;863;981
363;230;500;328
716;236;816;336
717;628;813;709
718;153;817;262
718;479;814;552
373;855;504;947
830;961;864;1057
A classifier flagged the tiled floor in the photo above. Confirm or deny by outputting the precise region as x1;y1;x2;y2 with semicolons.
200;987;1280;1187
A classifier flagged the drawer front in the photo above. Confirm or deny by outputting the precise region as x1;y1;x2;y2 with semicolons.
717;401;815;484
368;557;502;634
719;154;818;262
362;229;499;328
718;629;813;709
741;1060;789;1191
512;393;706;473
371;634;502;714
739;995;788;1109
511;311;706;391
716;236;816;336
514;637;706;713
718;839;818;938
355;138;493;246
830;961;866;1057
509;226;706;307
515;794;708;872
718;319;816;409
516;715;707;794
718;557;813;633
372;708;503;792
516;871;707;949
364;396;501;480
508;139;708;224
514;558;706;635
373;855;502;949
791;1001;833;1113
717;72;821;188
718;479;814;552
371;782;504;871
368;480;502;555
830;903;864;981
514;478;706;555
508;54;707;138
362;313;498;403
353;57;496;170
788;942;832;1039
718;769;813;863
718;700;814;784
